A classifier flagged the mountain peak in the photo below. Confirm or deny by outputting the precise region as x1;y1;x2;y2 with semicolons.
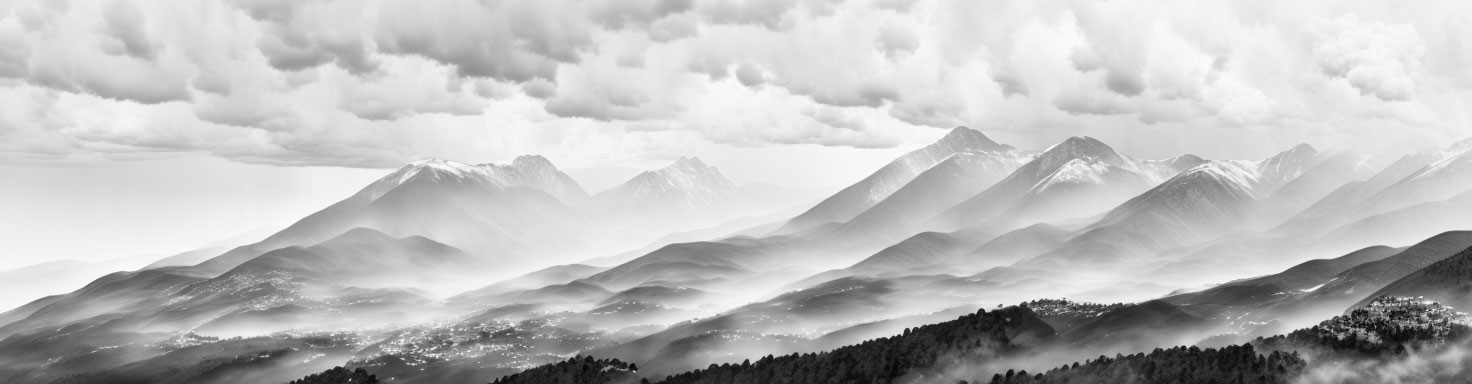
358;158;484;200
934;126;1009;152
1180;161;1261;187
654;157;728;184
670;156;710;170
1172;153;1206;163
364;155;587;202
1032;158;1111;190
1168;154;1207;168
332;227;397;243
1039;136;1125;165
1253;143;1320;194
399;158;478;179
591;156;738;218
1091;159;1262;231
511;154;557;171
1132;160;1263;201
1262;143;1317;163
1441;138;1472;159
1059;135;1106;148
406;157;465;168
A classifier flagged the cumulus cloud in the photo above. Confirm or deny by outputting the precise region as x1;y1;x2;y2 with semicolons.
734;62;766;87
589;0;694;30
876;23;919;59
0;19;28;77
1053;91;1131;116
100;0;156;59
0;0;1469;170
648;13;701;42
372;0;593;81
1103;68;1146;97
334;57;487;121
1309;15;1425;102
696;0;799;29
521;79;558;99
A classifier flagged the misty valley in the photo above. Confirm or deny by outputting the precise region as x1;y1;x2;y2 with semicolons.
4;128;1472;383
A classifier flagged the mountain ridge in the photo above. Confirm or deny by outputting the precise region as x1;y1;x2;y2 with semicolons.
777;126;1021;234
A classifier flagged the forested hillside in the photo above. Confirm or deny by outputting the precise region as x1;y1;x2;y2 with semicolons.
975;344;1304;384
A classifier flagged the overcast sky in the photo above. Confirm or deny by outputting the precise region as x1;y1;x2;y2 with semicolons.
2;0;1469;267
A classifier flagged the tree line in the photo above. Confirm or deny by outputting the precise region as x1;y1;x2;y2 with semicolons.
975;344;1304;384
489;356;638;384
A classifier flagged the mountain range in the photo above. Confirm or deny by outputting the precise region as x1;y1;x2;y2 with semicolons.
5;128;1472;384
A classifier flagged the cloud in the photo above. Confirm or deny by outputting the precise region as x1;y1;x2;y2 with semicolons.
333;57;487;121
1;0;1469;171
648;13;701;42
4;0;192;103
876;23;919;59
239;0;379;74
888;84;969;128
696;0;798;29
0;19;29;77
236;0;599;81
990;68;1029;97
1309;15;1424;101
809;81;899;108
734;62;765;87
871;0;919;13
806;106;866;131
521;79;558;99
1054;91;1132;116
679;80;904;149
1104;67;1146;96
372;0;593;81
25;57;192;104
589;0;693;30
540;56;683;121
100;0;156;59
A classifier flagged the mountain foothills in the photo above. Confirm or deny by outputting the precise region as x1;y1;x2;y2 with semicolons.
477;296;1467;384
4;127;1472;383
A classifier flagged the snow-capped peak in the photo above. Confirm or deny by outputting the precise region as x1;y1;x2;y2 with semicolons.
1184;161;1262;189
1258;143;1317;168
1414;142;1472;182
1284;143;1317;156
396;158;482;183
1253;143;1319;194
511;154;557;171
645;157;734;191
358;158;485;200
1438;138;1472;160
1044;136;1120;159
1105;161;1258;208
501;155;589;201
592;157;739;216
1089;159;1264;233
1030;158;1110;192
933;126;1010;153
1033;136;1128;172
1167;154;1207;169
362;155;587;202
669;156;712;171
1130;154;1208;183
1130;161;1261;209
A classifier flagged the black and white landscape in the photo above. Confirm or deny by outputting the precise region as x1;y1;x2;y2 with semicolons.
3;1;1472;384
